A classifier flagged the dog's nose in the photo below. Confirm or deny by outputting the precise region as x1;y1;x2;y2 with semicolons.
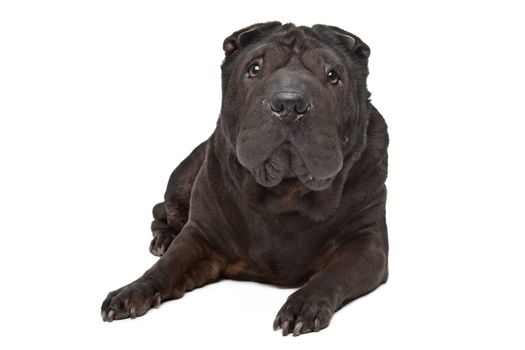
269;92;310;122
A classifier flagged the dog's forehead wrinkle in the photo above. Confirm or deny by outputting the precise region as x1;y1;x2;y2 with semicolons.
269;28;320;54
270;46;337;78
265;48;319;77
277;28;307;52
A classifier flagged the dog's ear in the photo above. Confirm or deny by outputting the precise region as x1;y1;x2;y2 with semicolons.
313;25;370;59
223;22;281;57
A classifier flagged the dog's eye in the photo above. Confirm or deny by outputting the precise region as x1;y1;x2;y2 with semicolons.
327;70;340;85
248;62;261;78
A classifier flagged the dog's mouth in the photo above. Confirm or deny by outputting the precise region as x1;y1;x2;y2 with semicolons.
250;143;337;191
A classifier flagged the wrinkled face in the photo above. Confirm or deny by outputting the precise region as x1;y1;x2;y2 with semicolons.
220;29;367;191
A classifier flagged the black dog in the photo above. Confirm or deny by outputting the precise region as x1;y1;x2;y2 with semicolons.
101;22;389;336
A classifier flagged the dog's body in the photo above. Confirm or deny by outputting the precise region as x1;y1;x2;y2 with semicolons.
102;22;389;336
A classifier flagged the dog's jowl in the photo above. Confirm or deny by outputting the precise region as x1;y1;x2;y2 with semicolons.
101;22;389;336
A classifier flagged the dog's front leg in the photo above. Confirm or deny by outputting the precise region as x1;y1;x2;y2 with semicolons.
274;232;388;336
101;224;224;321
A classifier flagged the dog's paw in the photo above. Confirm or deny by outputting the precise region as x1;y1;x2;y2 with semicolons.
101;279;161;322
149;230;176;256
273;291;335;336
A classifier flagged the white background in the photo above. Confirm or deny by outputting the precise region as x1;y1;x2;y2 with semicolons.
1;0;524;349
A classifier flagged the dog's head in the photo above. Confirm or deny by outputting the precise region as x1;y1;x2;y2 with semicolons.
219;22;371;191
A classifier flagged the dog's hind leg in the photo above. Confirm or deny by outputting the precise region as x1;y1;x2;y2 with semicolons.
149;140;207;256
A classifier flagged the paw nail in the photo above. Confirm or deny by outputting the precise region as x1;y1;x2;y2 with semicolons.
273;315;281;330
154;292;161;308
101;310;107;321
130;306;136;319
314;318;320;332
293;321;303;336
282;320;290;336
107;310;115;322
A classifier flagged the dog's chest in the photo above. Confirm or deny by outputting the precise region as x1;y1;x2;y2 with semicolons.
225;218;337;285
